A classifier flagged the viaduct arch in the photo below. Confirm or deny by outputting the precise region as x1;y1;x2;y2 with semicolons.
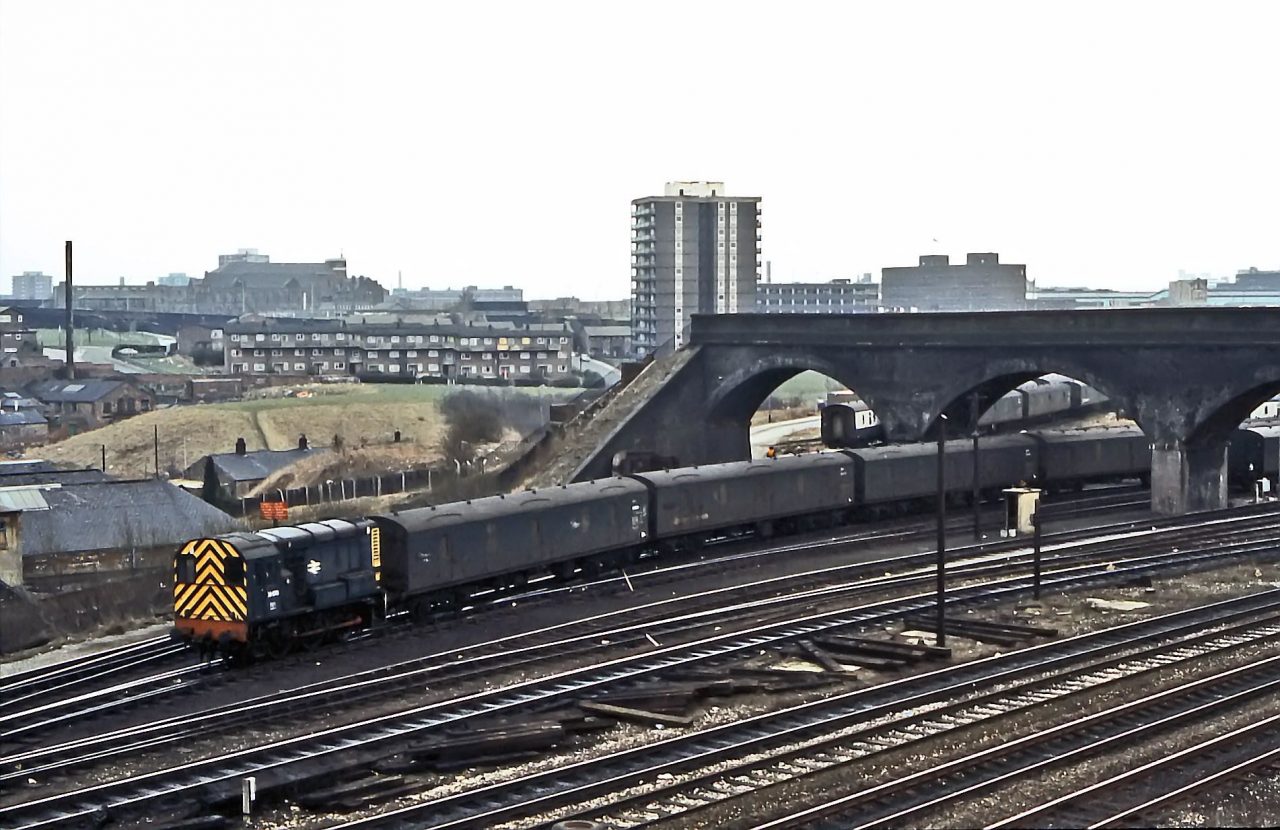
572;308;1280;515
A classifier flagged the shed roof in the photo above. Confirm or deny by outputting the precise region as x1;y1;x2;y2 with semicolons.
0;410;47;426
13;479;240;557
26;379;132;403
187;447;329;483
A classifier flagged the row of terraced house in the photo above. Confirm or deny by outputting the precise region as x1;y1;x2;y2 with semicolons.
220;318;576;380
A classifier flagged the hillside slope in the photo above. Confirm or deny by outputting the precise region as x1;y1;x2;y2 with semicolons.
36;386;449;478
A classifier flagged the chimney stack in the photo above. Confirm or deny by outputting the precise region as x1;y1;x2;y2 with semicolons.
298;434;309;451
235;437;247;455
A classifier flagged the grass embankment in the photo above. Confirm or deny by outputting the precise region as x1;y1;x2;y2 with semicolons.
37;386;452;478
37;384;582;481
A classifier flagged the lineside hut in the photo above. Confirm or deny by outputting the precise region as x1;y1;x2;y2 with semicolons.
184;437;328;503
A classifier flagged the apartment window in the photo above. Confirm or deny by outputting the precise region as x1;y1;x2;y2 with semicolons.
482;365;493;375
253;362;266;371
389;351;400;358
407;350;418;358
271;349;282;356
484;338;494;345
333;348;344;355
520;352;530;360
500;352;511;360
391;336;400;343
312;349;322;355
520;365;531;374
428;363;440;372
335;362;345;370
254;349;264;357
482;353;493;360
430;335;439;343
255;334;265;342
231;349;240;357
559;337;568;344
270;334;280;341
557;365;567;373
336;333;346;341
295;333;304;341
312;333;320;341
294;363;305;371
427;349;439;357
675;215;682;223
368;350;379;357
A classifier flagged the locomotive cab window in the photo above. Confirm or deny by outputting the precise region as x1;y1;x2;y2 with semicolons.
223;556;245;585
176;553;196;583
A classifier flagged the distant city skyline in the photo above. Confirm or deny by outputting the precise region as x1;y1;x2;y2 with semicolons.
2;2;1277;299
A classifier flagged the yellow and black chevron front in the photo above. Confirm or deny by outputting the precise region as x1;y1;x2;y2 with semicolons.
173;538;249;622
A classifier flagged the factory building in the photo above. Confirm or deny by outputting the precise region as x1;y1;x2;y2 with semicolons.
881;253;1029;312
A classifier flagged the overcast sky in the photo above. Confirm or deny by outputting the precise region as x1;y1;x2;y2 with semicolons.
1;1;1277;299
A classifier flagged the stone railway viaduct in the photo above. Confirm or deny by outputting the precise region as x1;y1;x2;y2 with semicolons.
571;308;1280;515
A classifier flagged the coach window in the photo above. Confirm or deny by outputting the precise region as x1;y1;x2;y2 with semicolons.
223;556;245;585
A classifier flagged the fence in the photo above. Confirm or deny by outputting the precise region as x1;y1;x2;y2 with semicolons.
232;466;445;517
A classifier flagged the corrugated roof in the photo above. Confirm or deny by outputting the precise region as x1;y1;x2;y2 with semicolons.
16;480;240;557
0;486;51;512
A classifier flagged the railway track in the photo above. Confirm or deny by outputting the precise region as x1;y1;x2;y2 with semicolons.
751;652;1280;830
4;510;1273;829
0;637;183;706
333;590;1280;829
0;484;1143;742
4;506;1270;791
0;485;1155;746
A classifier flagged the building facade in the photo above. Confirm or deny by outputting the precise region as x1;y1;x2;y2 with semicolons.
881;253;1029;312
757;277;879;314
10;272;53;300
222;318;575;381
56;252;386;316
631;181;761;356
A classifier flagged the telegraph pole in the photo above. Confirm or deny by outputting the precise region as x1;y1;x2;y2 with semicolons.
64;241;75;380
936;414;948;647
971;391;981;541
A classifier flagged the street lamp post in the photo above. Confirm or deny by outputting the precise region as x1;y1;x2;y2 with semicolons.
936;413;948;647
